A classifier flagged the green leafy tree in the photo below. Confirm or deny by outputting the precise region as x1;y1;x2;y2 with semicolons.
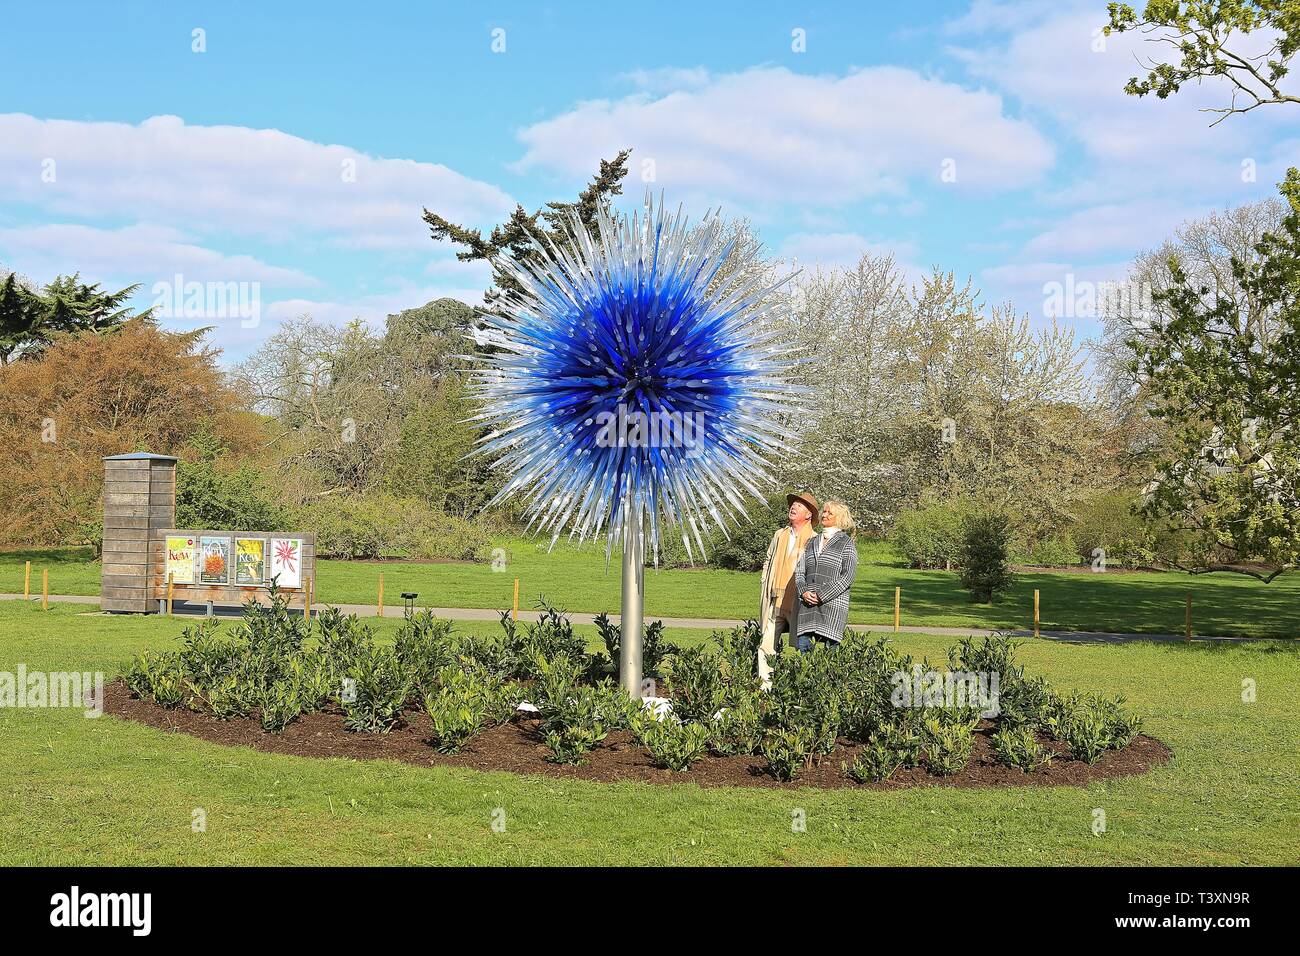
960;512;1015;603
175;427;288;531
1105;1;1300;124
1131;170;1300;581
386;376;496;517
423;150;632;305
0;270;145;364
0;272;44;365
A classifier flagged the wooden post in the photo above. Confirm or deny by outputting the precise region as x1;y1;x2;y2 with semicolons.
513;577;520;622
303;577;313;621
166;572;175;616
1185;593;1192;643
41;568;48;610
1033;589;1040;638
23;560;31;600
893;586;901;633
377;572;385;618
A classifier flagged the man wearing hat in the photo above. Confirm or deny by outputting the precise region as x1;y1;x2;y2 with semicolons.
758;491;819;688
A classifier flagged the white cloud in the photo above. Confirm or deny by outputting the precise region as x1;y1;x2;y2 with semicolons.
0;222;316;289
952;5;1292;183
779;231;921;275
1022;200;1210;259
514;66;1054;206
0;113;516;249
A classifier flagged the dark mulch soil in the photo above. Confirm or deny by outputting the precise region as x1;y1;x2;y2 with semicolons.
104;680;1171;791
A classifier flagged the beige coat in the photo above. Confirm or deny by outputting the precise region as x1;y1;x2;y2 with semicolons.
759;524;814;634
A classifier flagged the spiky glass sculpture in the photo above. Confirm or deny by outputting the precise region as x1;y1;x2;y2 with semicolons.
471;196;797;564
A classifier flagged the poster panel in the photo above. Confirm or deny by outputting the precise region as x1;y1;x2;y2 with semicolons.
165;535;196;585
199;535;232;585
235;538;266;586
269;537;303;589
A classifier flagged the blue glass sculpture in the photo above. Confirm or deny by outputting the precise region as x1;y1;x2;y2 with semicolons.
470;195;799;565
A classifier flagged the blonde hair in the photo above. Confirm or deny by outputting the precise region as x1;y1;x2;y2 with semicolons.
822;499;855;534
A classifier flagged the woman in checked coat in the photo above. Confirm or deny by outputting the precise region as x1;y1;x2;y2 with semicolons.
793;500;858;651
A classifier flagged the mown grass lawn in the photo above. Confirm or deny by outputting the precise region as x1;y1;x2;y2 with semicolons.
6;538;1300;638
0;601;1295;865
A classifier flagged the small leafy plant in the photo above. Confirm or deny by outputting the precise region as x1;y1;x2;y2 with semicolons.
844;737;904;783
922;717;974;776
666;645;727;723
708;694;765;756
638;718;710;771
257;679;302;733
424;679;487;754
760;726;816;781
342;647;412;734
991;724;1052;771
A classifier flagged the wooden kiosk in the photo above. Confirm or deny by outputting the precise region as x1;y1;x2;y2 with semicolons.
101;452;314;614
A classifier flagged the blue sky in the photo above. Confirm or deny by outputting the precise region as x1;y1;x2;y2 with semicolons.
1;0;1294;363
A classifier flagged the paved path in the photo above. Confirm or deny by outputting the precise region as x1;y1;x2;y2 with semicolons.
1;593;1282;643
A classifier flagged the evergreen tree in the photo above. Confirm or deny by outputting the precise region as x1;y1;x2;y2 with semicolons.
422;149;632;306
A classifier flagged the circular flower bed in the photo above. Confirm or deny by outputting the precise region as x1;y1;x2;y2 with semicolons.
111;593;1169;789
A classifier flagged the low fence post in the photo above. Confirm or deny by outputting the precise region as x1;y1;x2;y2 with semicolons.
167;573;175;617
893;586;901;633
42;568;49;610
24;560;31;600
1034;589;1040;638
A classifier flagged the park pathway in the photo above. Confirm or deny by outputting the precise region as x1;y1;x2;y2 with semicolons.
0;593;1279;644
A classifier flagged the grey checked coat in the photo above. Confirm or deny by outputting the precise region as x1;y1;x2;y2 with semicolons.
793;532;858;642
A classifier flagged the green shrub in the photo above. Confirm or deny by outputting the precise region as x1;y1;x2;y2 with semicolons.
342;647;412;733
638;718;710;771
594;613;679;678
845;719;923;782
991;725;1052;771
294;491;492;561
921;716;974;775
543;724;606;765
1052;694;1142;761
760;726;815;781
394;611;457;693
713;620;763;691
1013;532;1080;568
960;512;1015;603
204;674;252;720
708;695;765;756
844;737;904;783
708;497;789;571
175;457;287;534
765;642;843;737
257;679;302;732
424;671;488;754
511;602;588;677
1072;489;1189;570
1098;695;1143;748
893;500;973;569
665;646;727;724
532;657;608;764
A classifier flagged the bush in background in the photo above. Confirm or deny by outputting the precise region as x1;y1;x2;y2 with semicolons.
893;499;974;569
653;495;788;571
960;512;1015;603
295;492;492;561
175;428;287;532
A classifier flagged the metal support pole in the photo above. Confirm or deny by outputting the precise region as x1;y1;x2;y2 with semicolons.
619;496;644;698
